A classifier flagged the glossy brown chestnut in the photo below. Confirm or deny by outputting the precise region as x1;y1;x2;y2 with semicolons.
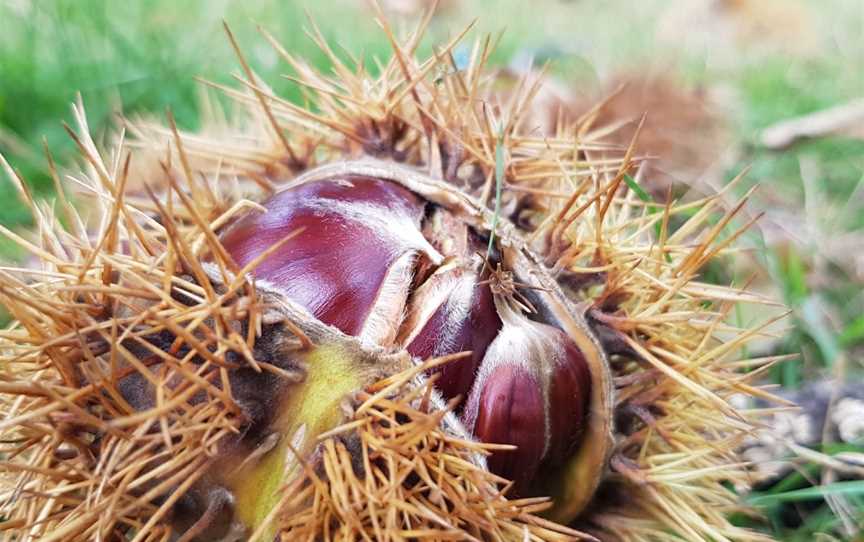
472;364;546;490
219;169;594;496
462;298;592;492
546;340;592;466
221;175;440;344
398;264;501;403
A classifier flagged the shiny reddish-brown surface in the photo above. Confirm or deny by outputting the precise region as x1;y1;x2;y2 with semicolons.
221;176;426;336
546;340;592;466
406;279;501;403
473;364;546;491
463;318;592;489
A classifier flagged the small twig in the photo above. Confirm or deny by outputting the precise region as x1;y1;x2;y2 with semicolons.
761;98;864;149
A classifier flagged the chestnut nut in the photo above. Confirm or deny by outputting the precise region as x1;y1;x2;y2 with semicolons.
221;169;594;493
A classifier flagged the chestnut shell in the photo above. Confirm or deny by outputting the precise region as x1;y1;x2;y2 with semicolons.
224;159;615;522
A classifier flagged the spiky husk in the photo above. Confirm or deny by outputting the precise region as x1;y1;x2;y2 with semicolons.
0;10;788;542
274;362;590;541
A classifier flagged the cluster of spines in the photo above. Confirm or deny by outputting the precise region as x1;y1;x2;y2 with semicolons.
273;360;593;542
186;15;786;541
0;103;277;540
0;8;790;542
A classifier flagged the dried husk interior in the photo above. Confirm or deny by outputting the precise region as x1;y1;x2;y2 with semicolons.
0;8;789;542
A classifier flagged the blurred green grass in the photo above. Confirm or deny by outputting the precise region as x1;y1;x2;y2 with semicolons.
0;1;379;227
1;0;862;538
